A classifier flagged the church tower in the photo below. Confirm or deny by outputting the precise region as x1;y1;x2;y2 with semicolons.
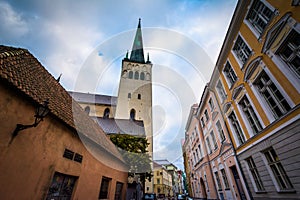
115;19;153;155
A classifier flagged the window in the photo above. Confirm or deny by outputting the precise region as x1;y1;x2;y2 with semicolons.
233;35;252;66
128;93;131;98
146;73;151;81
216;80;227;103
208;98;215;111
195;149;199;161
276;29;300;78
216;121;226;142
63;149;74;160
214;171;222;190
128;71;133;79
200;117;205;127
246;0;274;35
228;112;246;145
103;108;110;119
84;106;90;114
210;131;218;150
74;153;83;163
246;157;265;191
140;72;145;80
46;172;77;200
223;61;237;87
204;110;209;122
206;137;212;154
134;71;139;80
292;0;300;6
264;148;293;190
198;144;203;159
99;177;111;199
157;178;160;184
254;70;291;119
138;94;141;99
130;109;136;120
115;182;123;200
239;96;263;135
220;169;230;189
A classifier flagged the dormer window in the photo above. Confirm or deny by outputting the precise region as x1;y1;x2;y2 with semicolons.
103;108;110;119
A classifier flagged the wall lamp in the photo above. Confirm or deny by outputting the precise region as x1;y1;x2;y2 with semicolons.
10;99;50;143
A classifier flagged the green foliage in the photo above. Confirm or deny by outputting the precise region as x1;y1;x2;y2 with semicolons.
110;134;151;174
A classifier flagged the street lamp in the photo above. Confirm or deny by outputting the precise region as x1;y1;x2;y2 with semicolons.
10;99;50;143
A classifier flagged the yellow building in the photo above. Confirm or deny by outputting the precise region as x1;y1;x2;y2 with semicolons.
153;161;173;198
210;0;300;199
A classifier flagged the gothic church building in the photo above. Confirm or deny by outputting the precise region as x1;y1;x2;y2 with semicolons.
70;19;154;192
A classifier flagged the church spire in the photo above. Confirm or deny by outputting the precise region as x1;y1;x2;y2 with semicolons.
130;18;145;63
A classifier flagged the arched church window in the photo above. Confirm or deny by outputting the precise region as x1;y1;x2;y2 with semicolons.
134;71;139;80
138;94;141;99
128;71;133;79
84;106;90;115
146;73;151;81
103;108;110;119
130;109;136;120
140;72;145;80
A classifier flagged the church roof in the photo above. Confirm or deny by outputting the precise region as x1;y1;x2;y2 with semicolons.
95;117;145;136
129;18;145;63
69;91;117;106
0;45;125;162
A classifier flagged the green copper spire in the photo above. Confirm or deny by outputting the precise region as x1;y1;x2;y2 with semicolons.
130;18;145;63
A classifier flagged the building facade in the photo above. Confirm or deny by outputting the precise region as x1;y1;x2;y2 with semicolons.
153;161;173;198
0;46;128;199
198;86;249;200
183;0;300;200
184;103;219;199
212;0;300;199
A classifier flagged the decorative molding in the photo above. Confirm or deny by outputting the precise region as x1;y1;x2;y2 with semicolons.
262;12;292;53
232;84;244;100
244;56;262;82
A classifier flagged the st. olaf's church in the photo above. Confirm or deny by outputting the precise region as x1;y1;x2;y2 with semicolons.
70;19;154;192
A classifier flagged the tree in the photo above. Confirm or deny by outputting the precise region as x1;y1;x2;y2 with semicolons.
109;134;152;183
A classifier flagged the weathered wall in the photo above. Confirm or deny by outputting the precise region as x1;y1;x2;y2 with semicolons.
0;82;128;199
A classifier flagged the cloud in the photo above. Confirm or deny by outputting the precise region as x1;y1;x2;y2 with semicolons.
0;0;237;170
0;2;29;39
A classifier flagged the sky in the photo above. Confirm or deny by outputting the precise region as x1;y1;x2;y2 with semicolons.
0;0;237;170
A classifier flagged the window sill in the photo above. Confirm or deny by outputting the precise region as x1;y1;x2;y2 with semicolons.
277;189;296;193
255;191;267;194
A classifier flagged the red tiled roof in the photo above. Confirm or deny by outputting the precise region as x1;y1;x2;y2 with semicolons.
0;45;125;162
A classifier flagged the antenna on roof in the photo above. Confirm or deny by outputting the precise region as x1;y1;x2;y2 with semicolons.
56;73;62;82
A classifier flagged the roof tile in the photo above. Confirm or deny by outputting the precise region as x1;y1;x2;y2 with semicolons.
0;45;124;162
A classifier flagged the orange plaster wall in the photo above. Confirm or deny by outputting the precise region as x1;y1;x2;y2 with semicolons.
0;82;128;199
